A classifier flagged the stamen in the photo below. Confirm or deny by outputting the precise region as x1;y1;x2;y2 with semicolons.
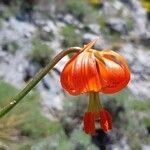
99;109;112;132
83;112;95;135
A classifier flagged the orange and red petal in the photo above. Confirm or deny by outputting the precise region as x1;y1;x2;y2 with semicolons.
61;41;130;95
61;50;102;95
60;52;81;95
95;50;130;94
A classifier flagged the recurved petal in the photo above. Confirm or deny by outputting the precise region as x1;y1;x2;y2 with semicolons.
72;51;102;93
82;38;98;51
101;49;130;81
60;39;100;95
60;52;82;95
95;50;130;94
60;50;102;95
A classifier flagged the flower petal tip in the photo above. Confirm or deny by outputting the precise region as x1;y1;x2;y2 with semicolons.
82;38;99;51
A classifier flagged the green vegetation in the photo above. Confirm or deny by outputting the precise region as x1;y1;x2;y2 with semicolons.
104;88;150;149
128;98;150;127
66;0;99;23
30;38;53;63
0;6;19;20
36;28;54;42
2;41;19;54
129;99;150;111
60;25;82;48
126;17;134;31
0;80;63;149
98;13;107;32
66;0;90;21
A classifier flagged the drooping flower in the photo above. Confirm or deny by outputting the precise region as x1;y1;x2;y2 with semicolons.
60;39;130;134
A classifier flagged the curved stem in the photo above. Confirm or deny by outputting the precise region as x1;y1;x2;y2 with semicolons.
0;47;81;118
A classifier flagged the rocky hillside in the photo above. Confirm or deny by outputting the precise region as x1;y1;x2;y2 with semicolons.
0;0;150;150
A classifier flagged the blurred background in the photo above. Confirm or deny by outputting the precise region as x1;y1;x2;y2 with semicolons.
0;0;150;149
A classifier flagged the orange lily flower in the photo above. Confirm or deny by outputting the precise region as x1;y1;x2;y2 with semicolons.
60;39;130;134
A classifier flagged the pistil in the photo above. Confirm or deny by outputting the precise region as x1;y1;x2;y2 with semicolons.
87;92;103;116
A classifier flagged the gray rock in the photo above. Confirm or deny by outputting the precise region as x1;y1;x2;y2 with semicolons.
111;137;130;150
61;14;77;25
0;50;28;87
121;43;150;99
43;20;57;33
106;18;128;34
88;24;100;34
142;145;150;150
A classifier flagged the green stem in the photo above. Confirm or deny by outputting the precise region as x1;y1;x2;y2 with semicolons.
0;47;81;118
